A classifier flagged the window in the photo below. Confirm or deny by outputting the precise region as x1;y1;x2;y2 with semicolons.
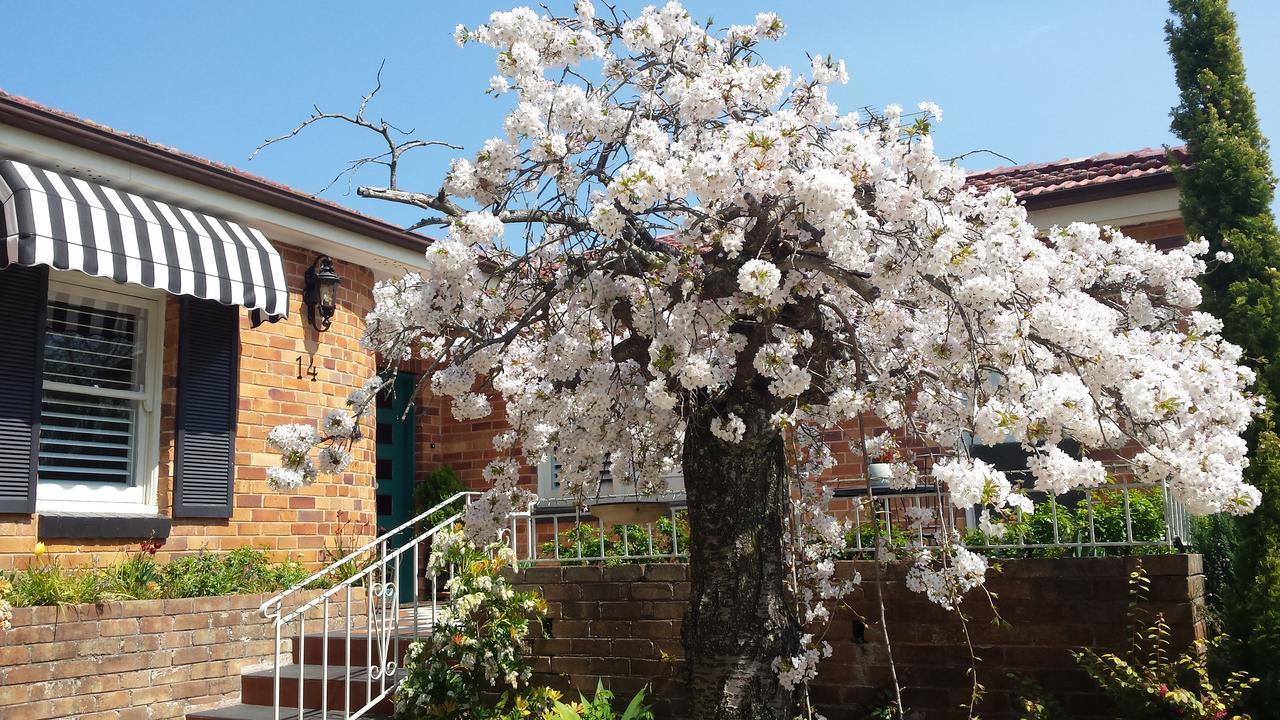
36;275;163;513
536;452;686;501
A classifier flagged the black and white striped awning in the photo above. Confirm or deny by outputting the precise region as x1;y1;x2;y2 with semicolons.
0;157;288;323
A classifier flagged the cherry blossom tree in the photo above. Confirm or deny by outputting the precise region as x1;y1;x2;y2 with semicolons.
264;4;1261;718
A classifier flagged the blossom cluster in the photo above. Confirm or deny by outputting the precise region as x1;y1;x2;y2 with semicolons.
397;526;547;716
266;0;1263;695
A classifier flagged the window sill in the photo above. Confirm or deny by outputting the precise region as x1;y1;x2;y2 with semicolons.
37;512;172;540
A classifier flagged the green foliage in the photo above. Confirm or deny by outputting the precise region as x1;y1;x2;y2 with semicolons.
1074;562;1256;719
2;545;309;607
159;547;309;598
7;556;107;606
539;513;689;565
963;487;1172;557
1008;675;1068;720
416;465;467;528
543;682;655;720
842;516;911;556
1167;0;1280;709
396;527;550;720
321;513;375;583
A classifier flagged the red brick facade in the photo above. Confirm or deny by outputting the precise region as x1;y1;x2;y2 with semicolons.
0;589;363;720
512;555;1206;720
0;242;379;570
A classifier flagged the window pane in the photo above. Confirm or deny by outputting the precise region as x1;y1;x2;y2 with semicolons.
39;389;137;484
38;289;148;487
43;297;146;392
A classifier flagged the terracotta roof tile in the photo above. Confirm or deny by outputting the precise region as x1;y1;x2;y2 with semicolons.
966;146;1188;201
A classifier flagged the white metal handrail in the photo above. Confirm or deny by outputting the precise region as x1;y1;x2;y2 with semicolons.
258;491;481;720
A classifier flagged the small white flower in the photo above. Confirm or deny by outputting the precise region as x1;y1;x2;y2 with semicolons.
738;259;782;297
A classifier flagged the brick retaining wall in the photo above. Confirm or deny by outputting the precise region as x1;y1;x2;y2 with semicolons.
0;590;360;720
511;555;1205;720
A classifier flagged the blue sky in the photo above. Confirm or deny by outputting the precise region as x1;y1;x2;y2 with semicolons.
2;1;1278;228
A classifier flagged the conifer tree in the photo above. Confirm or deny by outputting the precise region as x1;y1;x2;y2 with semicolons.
1168;0;1280;706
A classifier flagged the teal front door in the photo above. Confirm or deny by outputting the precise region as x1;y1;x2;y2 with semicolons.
375;372;416;603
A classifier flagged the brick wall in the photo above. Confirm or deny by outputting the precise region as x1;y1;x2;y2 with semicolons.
0;241;379;570
0;590;360;720
511;555;1206;720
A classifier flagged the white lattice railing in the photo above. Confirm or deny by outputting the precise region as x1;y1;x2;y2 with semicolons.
257;491;481;720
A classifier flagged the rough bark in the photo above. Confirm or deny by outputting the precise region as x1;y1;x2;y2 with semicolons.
682;403;801;720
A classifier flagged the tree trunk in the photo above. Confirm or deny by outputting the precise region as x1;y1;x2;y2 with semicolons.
682;405;800;720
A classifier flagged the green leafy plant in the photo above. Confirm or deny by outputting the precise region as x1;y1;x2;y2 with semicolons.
416;465;467;528
321;512;375;583
543;682;655;720
1008;674;1067;720
539;513;689;566
102;539;165;600
396;526;551;719
1074;561;1257;719
159;546;308;598
964;487;1172;558
842;516;911;556
6;542;106;606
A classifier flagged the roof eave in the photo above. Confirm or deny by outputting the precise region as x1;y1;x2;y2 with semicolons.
0;95;432;254
1018;172;1180;211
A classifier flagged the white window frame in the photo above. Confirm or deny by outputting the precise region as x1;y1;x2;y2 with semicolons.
536;452;686;501
35;272;164;514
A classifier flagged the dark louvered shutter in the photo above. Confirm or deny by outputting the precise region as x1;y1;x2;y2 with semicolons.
0;264;47;513
174;297;239;518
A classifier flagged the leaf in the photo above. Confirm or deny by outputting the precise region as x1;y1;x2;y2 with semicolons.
621;687;649;720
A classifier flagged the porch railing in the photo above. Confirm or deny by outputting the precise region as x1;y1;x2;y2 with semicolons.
257;491;481;720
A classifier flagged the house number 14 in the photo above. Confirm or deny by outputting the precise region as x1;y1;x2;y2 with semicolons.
296;356;319;382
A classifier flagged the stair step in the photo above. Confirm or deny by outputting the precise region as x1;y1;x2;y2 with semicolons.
240;664;406;714
187;703;390;720
292;634;424;667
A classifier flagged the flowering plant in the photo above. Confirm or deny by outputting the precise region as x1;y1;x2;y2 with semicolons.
396;526;551;719
261;2;1262;715
1074;563;1256;719
0;576;11;631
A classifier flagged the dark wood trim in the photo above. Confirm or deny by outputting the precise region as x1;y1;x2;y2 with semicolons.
38;512;172;540
0;95;432;254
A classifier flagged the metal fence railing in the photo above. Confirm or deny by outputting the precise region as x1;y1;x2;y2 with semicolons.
506;480;1191;565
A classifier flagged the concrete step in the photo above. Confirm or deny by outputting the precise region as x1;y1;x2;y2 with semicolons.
239;663;406;714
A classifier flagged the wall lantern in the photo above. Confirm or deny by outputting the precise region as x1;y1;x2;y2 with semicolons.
304;255;342;332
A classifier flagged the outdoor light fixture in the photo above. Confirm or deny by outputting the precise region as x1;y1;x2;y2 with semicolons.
304;255;341;332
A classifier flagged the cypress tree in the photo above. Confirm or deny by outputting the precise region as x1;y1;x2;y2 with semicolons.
1167;0;1280;707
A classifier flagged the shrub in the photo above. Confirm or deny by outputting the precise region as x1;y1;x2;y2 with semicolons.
963;486;1173;558
396;526;550;719
1;543;310;610
159;547;308;598
416;465;468;529
1074;561;1257;719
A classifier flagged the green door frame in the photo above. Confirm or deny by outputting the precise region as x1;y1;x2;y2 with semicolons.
375;372;416;603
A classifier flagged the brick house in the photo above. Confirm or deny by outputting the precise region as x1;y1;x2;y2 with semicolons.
0;92;439;570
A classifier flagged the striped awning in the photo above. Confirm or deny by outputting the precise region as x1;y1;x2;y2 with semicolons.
0;157;288;323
